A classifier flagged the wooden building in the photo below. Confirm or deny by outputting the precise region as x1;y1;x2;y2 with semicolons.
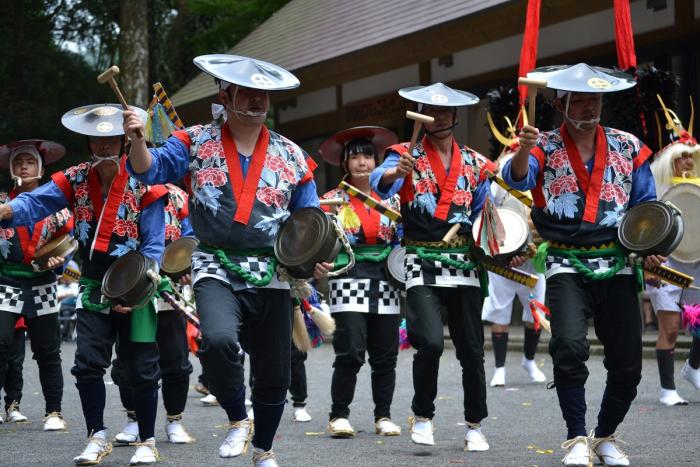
171;0;700;190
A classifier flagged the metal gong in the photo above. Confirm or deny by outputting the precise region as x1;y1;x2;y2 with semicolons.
662;183;700;262
618;201;684;257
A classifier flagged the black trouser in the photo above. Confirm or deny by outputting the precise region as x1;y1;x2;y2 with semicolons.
290;344;307;407
547;273;642;438
0;311;63;413
329;312;399;420
71;308;160;438
112;308;193;417
2;328;26;406
194;278;291;451
406;285;486;423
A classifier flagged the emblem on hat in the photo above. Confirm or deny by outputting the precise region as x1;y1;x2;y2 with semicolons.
96;122;114;133
94;106;119;116
430;94;449;104
250;73;275;88
587;77;612;90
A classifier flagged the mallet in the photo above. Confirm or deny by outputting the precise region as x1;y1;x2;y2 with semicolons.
517;77;548;126
97;65;143;138
405;110;435;156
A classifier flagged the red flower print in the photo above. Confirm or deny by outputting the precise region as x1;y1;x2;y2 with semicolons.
195;168;228;187
415;157;431;172
549;175;578;197
549;149;570;170
121;191;138;212
600;183;628;205
74;184;89;200
377;224;394;241
452;189;473;206
197;140;222;160
415;178;437;194
459;164;477;187
607;151;632;176
0;228;15;240
114;219;138;238
74;206;93;222
165;224;181;241
256;186;286;208
345;226;360;235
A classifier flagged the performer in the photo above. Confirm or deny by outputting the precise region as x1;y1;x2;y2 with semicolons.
503;64;662;466
123;54;325;467
1;317;27;423
371;83;491;451
112;182;195;443
0;139;72;431
482;155;547;387
647;113;700;405
319;126;402;438
0;105;165;466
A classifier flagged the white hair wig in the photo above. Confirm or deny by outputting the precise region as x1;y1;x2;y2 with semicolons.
651;142;700;191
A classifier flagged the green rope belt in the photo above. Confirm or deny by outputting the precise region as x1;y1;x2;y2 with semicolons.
333;245;392;271
79;277;111;311
406;245;477;271
0;261;47;279
199;243;277;287
540;242;642;286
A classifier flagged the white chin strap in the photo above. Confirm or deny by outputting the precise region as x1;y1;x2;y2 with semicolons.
90;154;121;168
563;92;600;130
9;146;43;187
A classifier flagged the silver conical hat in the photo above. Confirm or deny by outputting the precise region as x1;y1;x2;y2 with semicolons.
61;104;148;137
527;63;636;93
398;83;479;107
194;54;300;91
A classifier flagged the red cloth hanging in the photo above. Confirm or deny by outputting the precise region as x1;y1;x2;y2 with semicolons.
614;0;637;70
518;0;541;106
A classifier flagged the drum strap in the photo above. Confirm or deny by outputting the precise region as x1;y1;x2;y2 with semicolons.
199;244;277;287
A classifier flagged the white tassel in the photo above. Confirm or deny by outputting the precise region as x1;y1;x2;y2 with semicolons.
310;306;335;337
292;305;312;352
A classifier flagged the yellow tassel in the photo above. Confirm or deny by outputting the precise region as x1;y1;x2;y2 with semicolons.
338;205;361;229
310;306;335;337
292;305;312;352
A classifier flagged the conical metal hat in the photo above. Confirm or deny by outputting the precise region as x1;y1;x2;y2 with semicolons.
527;63;636;93
398;82;479;107
194;54;300;91
61;104;148;137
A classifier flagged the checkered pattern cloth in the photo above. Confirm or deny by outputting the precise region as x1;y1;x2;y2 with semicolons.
328;278;400;314
404;252;480;289
545;254;632;279
0;281;59;317
191;249;290;291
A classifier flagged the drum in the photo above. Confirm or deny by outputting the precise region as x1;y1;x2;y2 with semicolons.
618;201;684;257
661;183;700;263
32;234;79;272
471;207;530;265
102;251;158;307
161;237;199;280
274;207;344;279
386;246;406;290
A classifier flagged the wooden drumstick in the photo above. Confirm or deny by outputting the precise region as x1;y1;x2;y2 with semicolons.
97;65;143;138
518;78;548;125
319;198;345;206
405;110;435;157
442;223;461;244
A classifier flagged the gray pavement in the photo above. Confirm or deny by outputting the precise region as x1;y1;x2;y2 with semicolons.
1;340;699;466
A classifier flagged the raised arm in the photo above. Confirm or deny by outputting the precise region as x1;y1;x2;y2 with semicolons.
0;181;69;227
370;151;407;199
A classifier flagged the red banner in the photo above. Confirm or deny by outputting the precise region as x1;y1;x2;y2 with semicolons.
518;0;541;105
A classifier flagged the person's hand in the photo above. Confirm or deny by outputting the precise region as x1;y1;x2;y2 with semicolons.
178;273;192;286
46;256;66;269
313;262;333;280
0;204;14;222
644;254;666;269
122;107;146;142
508;255;529;268
517;124;540;153
112;304;133;314
395;151;415;178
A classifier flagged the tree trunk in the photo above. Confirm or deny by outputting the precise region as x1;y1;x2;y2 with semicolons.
119;0;149;107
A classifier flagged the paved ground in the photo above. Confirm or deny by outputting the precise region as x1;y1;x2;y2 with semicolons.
1;340;699;466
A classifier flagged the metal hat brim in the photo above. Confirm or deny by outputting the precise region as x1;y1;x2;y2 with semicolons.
61;104;147;137
193;54;300;91
398;83;479;107
318;126;399;166
527;63;636;93
0;139;66;169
